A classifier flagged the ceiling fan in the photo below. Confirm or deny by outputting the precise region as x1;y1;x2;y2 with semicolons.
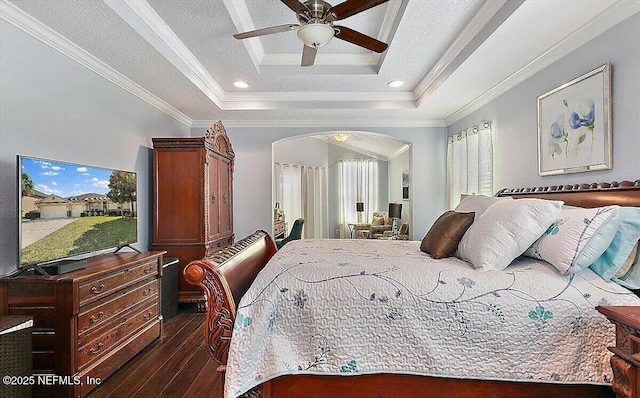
233;0;390;67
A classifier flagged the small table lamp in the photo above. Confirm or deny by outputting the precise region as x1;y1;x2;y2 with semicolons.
388;202;403;237
356;202;364;223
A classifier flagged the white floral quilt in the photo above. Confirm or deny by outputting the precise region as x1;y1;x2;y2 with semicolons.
224;239;640;398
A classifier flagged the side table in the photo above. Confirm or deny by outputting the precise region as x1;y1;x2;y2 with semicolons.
0;315;33;398
596;305;640;398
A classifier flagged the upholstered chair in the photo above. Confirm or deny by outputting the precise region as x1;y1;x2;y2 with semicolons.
368;211;393;239
276;218;305;249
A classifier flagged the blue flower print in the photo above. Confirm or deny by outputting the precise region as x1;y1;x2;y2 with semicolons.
569;99;595;130
294;290;308;309
457;277;476;288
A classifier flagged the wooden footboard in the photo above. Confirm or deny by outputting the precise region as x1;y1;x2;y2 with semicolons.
183;230;277;365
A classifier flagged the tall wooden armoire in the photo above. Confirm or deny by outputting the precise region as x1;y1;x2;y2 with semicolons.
152;121;234;310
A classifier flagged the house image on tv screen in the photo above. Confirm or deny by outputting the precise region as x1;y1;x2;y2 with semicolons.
34;193;135;219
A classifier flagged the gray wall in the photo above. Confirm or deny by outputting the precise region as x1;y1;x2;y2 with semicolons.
193;126;447;242
0;21;190;275
448;13;640;190
388;148;411;227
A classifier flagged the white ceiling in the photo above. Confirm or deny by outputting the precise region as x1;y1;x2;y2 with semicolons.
3;0;639;126
312;132;409;160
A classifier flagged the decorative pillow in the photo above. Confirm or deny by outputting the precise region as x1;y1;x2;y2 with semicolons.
371;216;385;226
457;198;563;271
615;241;639;278
523;205;620;275
613;242;640;289
420;211;475;259
591;207;640;281
454;194;512;218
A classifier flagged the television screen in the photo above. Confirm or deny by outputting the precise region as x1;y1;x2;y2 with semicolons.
18;155;138;266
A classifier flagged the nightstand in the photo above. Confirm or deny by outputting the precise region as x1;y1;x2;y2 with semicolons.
596;306;640;398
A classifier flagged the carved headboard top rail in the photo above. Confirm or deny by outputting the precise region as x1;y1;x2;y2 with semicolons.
496;180;640;208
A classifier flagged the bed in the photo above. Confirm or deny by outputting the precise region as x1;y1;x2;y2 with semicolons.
184;180;640;398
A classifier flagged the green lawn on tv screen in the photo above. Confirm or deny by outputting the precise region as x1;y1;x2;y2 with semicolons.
21;216;137;265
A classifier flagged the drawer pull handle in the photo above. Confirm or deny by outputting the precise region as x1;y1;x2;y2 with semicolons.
90;311;104;323
144;312;153;321
89;342;104;355
121;317;128;323
142;288;153;296
223;193;229;203
144;267;151;274
91;284;105;294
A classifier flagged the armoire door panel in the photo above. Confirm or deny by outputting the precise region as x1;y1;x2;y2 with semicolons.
207;154;221;241
220;158;233;236
153;149;204;243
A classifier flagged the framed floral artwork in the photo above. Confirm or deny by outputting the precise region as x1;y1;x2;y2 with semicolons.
537;63;611;176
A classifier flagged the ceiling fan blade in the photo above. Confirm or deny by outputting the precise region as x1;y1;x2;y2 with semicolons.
329;0;389;21
281;0;310;14
233;24;299;40
334;26;388;53
301;45;317;67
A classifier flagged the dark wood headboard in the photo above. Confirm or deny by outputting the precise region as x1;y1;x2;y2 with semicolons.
496;180;640;208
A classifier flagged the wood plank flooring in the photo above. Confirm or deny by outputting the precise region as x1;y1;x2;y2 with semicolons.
87;312;223;398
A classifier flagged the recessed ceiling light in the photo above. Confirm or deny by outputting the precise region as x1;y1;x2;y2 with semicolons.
387;80;405;88
234;81;249;89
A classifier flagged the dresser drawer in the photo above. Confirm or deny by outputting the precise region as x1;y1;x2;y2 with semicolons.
78;260;158;306
78;279;157;336
77;301;158;369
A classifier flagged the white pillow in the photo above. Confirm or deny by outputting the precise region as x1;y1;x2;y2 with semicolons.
524;205;620;275
457;198;563;271
454;195;512;217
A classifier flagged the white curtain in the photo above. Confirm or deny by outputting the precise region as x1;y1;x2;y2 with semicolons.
447;123;493;209
274;163;327;239
338;160;379;238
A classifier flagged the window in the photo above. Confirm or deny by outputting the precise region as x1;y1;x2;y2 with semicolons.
447;122;493;209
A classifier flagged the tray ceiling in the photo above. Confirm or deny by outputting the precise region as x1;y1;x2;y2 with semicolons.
3;0;639;125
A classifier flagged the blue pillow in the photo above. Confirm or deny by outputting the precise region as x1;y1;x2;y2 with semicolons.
590;207;640;281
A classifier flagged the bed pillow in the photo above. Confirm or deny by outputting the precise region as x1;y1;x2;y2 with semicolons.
615;241;639;278
457;198;563;271
454;194;512;218
371;216;385;226
421;211;475;259
590;207;640;281
523;205;620;275
613;242;640;289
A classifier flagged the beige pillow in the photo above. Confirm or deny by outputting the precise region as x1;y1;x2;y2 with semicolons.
615;241;639;278
420;211;475;259
371;216;385;226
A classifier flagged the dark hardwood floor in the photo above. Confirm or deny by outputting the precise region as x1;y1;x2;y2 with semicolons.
87;312;223;398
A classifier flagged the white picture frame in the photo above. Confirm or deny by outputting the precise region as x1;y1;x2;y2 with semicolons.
537;63;612;176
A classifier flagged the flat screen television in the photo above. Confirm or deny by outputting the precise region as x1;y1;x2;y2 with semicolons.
18;155;138;270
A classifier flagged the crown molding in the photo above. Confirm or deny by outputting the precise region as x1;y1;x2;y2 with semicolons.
192;119;447;129
413;0;522;107
444;0;640;126
0;0;192;127
104;0;225;107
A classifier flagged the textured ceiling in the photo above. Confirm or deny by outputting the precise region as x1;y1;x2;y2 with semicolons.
5;0;639;125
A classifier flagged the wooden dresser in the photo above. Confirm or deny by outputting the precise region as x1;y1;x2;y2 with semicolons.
597;305;640;398
0;251;164;398
152;121;234;310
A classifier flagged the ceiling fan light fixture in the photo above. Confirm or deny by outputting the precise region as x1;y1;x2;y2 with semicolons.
233;81;249;89
334;133;349;142
387;80;405;88
297;23;335;48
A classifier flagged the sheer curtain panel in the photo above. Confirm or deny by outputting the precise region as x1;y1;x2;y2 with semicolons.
447;123;493;209
274;163;327;239
338;160;379;238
